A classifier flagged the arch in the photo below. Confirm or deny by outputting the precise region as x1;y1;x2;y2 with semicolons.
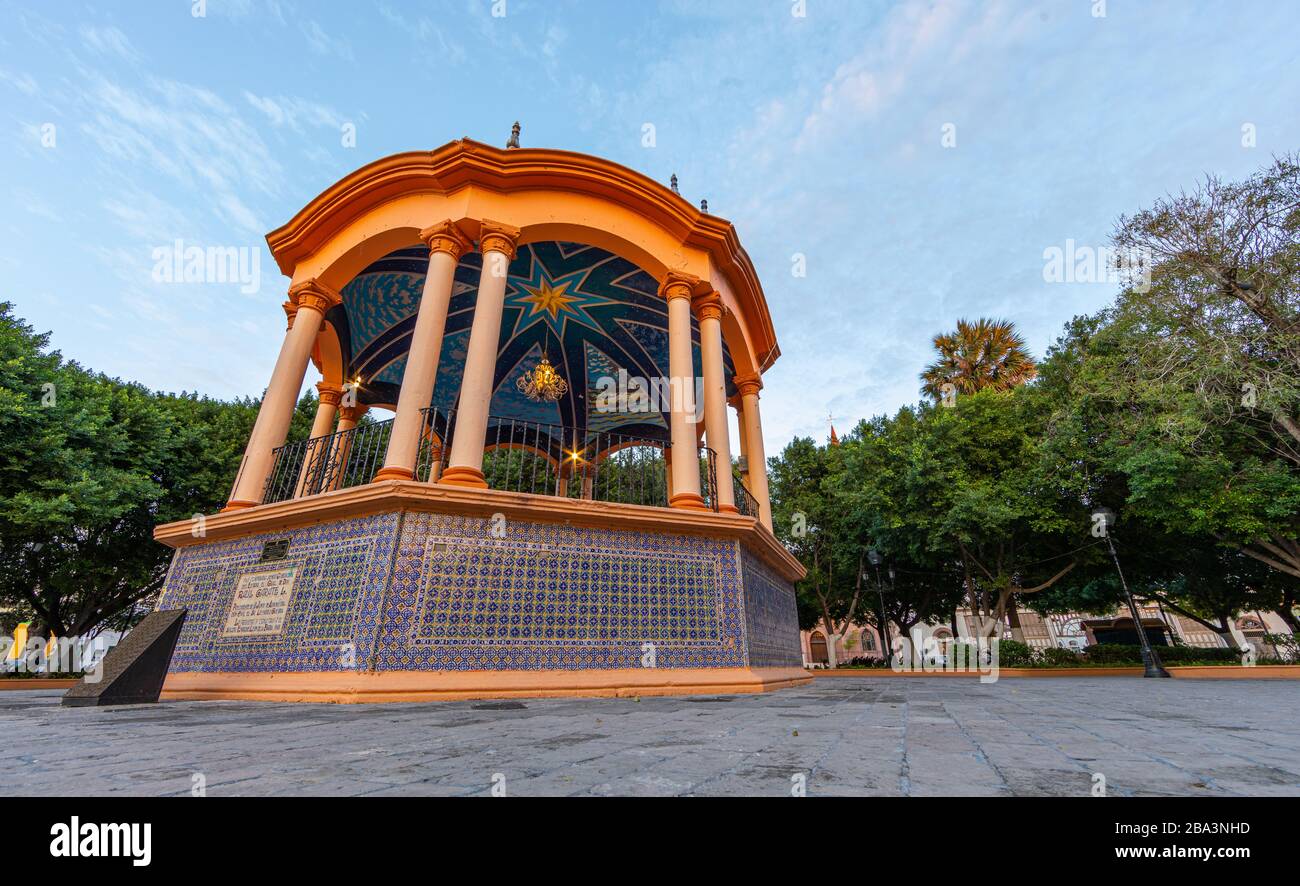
267;140;780;374
809;631;829;665
482;440;562;471
594;438;668;461
311;320;346;385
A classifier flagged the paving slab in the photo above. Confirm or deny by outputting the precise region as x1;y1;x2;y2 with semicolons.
2;677;1297;797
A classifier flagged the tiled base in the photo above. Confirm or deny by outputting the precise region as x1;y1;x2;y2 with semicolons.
155;506;803;698
160;667;812;703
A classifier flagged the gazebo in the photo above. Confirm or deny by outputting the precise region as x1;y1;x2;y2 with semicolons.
152;137;807;702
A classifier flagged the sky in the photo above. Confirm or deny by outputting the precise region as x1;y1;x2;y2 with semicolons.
1;0;1298;451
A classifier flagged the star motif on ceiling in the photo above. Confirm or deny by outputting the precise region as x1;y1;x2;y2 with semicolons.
504;262;614;338
521;279;578;320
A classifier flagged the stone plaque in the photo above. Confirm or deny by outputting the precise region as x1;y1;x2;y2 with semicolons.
221;566;297;638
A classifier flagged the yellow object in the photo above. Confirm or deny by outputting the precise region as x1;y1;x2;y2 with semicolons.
5;622;28;661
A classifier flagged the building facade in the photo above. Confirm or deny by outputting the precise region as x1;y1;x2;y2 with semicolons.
802;604;1296;667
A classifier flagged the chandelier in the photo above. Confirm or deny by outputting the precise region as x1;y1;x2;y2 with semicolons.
516;353;568;402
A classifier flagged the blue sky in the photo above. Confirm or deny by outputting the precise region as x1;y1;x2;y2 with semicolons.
2;0;1298;449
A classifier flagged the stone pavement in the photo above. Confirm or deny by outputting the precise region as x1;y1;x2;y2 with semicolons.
2;676;1298;796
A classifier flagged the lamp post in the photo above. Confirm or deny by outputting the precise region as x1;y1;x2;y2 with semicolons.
1094;507;1170;678
866;549;892;663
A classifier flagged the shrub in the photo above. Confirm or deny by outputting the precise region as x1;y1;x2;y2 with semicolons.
1037;646;1082;667
1084;643;1242;665
1080;644;1142;664
995;639;1034;667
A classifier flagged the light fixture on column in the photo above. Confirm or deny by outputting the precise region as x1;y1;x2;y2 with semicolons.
516;352;568;402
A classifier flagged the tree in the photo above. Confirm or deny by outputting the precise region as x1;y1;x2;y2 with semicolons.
876;390;1087;641
1113;153;1300;450
920;318;1037;400
1108;153;1300;581
0;303;316;638
769;436;869;666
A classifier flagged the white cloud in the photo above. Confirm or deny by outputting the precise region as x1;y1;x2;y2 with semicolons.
78;25;140;63
0;68;38;96
243;92;343;133
301;20;354;61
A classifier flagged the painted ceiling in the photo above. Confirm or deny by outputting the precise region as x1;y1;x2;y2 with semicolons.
329;241;737;445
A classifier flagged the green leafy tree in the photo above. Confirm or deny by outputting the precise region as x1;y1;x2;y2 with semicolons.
0;304;316;637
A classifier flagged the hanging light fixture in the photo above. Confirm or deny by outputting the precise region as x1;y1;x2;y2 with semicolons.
516;352;568;402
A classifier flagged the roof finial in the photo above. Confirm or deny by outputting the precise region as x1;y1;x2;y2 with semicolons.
700;198;708;212
506;121;521;149
670;173;679;195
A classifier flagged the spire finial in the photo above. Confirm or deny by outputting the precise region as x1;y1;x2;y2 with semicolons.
700;198;708;212
507;121;521;149
670;173;679;195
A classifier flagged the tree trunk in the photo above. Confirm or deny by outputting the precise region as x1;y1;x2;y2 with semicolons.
1006;597;1026;643
1274;605;1300;633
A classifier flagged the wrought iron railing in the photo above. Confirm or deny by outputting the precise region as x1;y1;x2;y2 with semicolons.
263;407;720;511
734;476;760;518
264;417;394;504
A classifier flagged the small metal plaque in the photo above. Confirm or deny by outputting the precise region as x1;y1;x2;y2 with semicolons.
260;538;291;562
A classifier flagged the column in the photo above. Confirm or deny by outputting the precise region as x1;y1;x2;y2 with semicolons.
692;290;736;513
295;381;344;496
735;373;772;528
374;220;472;482
327;403;368;491
661;273;707;509
442;221;520;487
225;279;340;510
733;399;750;484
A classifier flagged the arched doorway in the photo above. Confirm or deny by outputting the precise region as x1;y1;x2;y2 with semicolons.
809;631;829;666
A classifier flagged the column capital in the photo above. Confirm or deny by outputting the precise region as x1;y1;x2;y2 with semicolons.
478;219;521;260
282;300;298;330
316;381;346;406
658;271;702;302
691;289;725;322
734;372;763;397
288;278;342;315
339;404;369;424
420;220;474;261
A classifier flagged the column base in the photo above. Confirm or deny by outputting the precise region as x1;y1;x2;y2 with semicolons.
220;500;258;513
669;492;709;510
372;465;415;483
717;504;740;514
438;465;488;488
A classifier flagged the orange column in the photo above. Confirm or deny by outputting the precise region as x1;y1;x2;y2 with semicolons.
295;381;344;496
442;220;520;488
225;279;340;511
692;290;736;513
733;399;750;486
327;404;369;490
735;373;772;528
374;220;472;482
661;273;706;510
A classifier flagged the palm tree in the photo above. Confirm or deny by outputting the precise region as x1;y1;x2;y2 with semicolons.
920;318;1037;400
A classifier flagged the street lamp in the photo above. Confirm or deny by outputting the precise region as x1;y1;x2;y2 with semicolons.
1094;507;1170;678
866;548;892;662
